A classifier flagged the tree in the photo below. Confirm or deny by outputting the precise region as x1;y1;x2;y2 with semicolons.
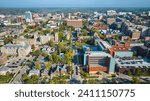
65;49;74;65
42;52;48;58
4;36;14;44
112;35;120;40
67;66;73;75
21;74;30;83
127;70;132;76
132;77;140;84
52;52;60;64
58;42;66;53
48;40;55;47
45;62;52;71
111;77;117;84
30;75;39;84
58;31;64;40
135;68;142;77
83;20;88;26
35;62;41;70
32;50;41;57
81;29;88;36
48;55;53;61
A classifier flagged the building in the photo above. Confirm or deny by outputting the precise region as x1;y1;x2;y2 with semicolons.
50;65;67;75
148;11;150;16
116;57;150;73
0;53;7;64
128;29;141;40
25;11;33;22
133;46;150;58
64;30;71;40
1;42;31;57
39;35;50;44
17;16;23;23
121;36;131;41
42;45;55;54
0;40;4;45
0;31;9;37
109;46;133;58
28;69;40;76
141;27;150;40
0;67;9;75
84;51;115;74
68;13;71;19
67;19;82;28
47;21;58;29
94;38;112;51
93;22;108;30
107;10;117;16
107;18;116;25
13;36;36;46
49;33;59;43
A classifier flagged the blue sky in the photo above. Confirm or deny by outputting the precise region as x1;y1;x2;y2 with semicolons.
0;0;150;7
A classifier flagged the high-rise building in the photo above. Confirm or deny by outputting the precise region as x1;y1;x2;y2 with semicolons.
61;13;65;18
68;13;71;19
25;11;33;22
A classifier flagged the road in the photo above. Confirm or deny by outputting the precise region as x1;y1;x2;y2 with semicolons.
70;36;82;83
10;66;28;84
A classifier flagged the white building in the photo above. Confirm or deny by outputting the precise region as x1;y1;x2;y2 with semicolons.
28;69;40;76
107;10;117;16
39;35;51;44
68;13;71;19
1;42;31;57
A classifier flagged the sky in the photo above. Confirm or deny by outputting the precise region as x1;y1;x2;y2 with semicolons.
0;0;150;8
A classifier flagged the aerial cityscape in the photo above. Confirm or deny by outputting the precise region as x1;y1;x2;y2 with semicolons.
0;1;150;84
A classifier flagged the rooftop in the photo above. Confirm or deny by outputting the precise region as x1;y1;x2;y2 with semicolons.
85;51;112;57
109;46;128;52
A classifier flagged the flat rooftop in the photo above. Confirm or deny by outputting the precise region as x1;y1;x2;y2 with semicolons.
85;51;112;57
109;46;128;52
116;58;150;68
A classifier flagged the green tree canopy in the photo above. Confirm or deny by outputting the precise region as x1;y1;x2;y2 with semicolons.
35;62;41;70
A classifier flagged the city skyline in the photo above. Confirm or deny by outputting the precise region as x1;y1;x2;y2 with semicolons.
0;0;150;8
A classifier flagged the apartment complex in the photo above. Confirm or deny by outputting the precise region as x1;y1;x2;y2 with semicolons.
1;42;31;57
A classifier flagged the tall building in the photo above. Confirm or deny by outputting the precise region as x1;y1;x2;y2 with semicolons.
84;51;115;74
68;13;71;19
61;13;65;18
25;11;33;22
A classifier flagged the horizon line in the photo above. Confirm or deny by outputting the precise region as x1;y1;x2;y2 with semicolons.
0;7;150;8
